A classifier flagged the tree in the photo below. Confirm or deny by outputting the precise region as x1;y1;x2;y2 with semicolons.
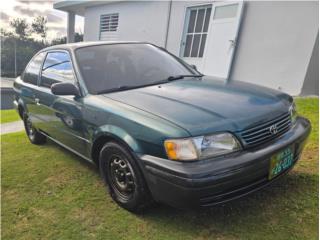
1;26;46;77
31;16;47;43
51;36;66;45
0;28;14;38
75;32;83;42
51;33;83;46
9;18;29;39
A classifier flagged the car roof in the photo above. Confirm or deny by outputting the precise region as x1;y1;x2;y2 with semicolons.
41;41;150;52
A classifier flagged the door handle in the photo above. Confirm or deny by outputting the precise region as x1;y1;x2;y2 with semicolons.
35;98;40;105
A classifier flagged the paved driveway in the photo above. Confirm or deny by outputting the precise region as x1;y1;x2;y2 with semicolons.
1;121;24;135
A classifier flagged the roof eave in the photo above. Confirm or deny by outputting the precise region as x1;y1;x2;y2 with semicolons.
53;0;122;16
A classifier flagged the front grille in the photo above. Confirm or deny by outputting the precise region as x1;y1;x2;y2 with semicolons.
240;112;292;147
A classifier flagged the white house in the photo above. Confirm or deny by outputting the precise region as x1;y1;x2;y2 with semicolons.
54;0;319;96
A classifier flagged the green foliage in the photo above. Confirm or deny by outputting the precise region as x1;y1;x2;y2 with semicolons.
1;98;318;240
9;18;30;39
31;16;48;42
295;97;319;145
1;16;83;78
75;32;84;42
51;36;67;45
0;28;14;38
1;35;46;77
51;33;83;46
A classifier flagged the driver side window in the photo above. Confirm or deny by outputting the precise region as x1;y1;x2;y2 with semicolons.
41;52;75;88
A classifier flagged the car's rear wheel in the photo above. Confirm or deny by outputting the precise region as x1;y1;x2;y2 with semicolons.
99;141;153;212
23;113;46;144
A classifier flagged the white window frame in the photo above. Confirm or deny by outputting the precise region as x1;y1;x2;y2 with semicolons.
180;4;212;58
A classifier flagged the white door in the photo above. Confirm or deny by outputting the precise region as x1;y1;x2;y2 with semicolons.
203;1;244;79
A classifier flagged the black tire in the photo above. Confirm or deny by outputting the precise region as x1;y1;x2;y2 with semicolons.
23;112;46;145
99;141;153;212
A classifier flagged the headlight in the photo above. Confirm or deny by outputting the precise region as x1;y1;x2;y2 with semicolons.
289;102;297;124
164;133;241;161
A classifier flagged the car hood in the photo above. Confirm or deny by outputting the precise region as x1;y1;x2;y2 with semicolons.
103;76;292;136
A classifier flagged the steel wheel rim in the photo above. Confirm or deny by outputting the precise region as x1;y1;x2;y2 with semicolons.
109;154;136;200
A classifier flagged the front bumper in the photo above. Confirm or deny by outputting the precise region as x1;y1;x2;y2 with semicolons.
139;117;311;209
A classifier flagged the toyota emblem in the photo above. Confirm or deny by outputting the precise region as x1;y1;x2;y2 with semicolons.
269;124;278;135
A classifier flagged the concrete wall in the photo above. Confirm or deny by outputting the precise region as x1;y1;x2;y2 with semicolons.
84;1;169;47
230;1;319;95
301;33;319;96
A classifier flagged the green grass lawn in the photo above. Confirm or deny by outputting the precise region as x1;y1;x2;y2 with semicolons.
1;109;20;124
2;98;318;240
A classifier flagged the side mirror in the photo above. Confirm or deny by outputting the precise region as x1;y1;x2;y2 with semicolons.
51;82;80;97
190;64;198;71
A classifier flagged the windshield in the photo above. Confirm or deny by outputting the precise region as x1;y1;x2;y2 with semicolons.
75;43;194;94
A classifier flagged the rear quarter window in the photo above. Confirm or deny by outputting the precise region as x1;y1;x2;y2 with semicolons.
23;52;46;85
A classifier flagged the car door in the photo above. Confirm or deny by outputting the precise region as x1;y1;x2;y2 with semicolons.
37;51;90;156
20;52;47;127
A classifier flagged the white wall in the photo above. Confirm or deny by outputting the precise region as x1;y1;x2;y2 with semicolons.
230;1;319;95
84;1;169;47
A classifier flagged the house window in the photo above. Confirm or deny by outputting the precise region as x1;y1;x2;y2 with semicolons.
182;5;212;58
100;13;119;33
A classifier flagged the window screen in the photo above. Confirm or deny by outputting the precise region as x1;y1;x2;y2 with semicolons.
41;52;75;88
183;6;211;58
23;52;46;85
100;13;119;32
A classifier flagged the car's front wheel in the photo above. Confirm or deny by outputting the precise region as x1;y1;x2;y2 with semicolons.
99;142;153;212
23;113;46;144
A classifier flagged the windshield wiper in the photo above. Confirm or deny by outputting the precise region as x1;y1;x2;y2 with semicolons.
96;80;169;95
96;85;133;94
96;74;204;94
167;74;203;81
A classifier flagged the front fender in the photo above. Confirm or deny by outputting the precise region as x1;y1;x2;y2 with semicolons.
16;98;27;118
13;78;29;115
92;124;142;153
